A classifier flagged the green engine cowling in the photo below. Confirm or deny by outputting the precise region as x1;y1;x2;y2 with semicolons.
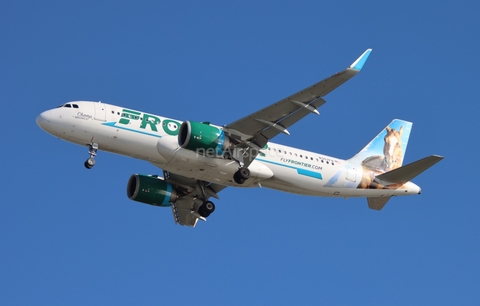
178;121;230;155
127;174;177;207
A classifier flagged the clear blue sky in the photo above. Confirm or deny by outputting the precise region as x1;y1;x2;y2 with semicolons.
1;1;478;305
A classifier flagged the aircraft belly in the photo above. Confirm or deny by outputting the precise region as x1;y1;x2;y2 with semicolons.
259;162;332;196
158;147;273;187
100;127;167;164
257;161;407;198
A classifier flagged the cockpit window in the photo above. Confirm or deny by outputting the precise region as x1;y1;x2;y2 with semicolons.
55;103;79;108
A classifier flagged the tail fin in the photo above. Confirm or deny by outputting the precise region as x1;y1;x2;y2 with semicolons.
349;119;413;172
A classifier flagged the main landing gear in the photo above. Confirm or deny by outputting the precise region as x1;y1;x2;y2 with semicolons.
233;167;250;184
84;143;98;169
195;166;249;221
198;201;215;218
194;181;216;219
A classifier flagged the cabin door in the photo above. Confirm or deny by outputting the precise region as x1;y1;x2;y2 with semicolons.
346;164;357;182
93;103;106;121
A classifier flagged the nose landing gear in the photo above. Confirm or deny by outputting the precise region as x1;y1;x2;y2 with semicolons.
84;143;99;169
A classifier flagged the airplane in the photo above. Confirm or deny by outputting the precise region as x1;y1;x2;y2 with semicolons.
36;49;443;227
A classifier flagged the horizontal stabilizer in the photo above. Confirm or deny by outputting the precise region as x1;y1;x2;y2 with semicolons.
367;196;391;210
375;155;444;185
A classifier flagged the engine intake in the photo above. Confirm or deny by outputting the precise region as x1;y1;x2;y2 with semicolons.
178;121;230;156
127;174;177;207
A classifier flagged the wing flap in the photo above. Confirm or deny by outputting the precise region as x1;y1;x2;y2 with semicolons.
159;170;228;227
171;198;199;227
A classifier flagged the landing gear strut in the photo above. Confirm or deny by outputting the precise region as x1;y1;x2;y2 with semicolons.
234;167;250;184
198;201;215;218
84;143;98;169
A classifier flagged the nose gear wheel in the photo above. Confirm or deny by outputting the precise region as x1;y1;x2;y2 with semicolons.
84;143;98;169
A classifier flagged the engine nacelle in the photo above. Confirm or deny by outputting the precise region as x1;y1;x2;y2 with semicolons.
178;121;230;156
127;174;177;207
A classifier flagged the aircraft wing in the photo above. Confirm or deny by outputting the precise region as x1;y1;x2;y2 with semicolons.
163;170;227;227
224;49;372;167
171;197;201;227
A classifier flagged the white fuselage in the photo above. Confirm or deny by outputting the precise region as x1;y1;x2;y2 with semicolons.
36;101;421;198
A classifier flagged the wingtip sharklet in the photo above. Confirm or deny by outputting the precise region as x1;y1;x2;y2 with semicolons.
349;48;372;71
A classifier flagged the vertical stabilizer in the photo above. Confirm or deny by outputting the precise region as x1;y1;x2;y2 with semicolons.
349;119;412;173
367;197;391;210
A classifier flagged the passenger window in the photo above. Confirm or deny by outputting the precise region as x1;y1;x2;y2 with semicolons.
300;155;303;158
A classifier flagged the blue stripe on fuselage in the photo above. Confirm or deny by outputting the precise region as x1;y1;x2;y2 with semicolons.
297;168;323;179
257;158;322;180
102;122;162;138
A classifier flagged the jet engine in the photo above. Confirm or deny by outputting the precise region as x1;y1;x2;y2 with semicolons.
127;174;177;207
178;121;230;156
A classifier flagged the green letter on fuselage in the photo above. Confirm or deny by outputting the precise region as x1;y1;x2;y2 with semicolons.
162;119;180;136
140;114;161;132
119;109;141;125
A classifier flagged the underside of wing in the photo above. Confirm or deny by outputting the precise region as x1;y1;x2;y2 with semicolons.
163;170;227;227
171;197;203;227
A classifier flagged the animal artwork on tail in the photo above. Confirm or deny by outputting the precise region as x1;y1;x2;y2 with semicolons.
383;126;404;171
349;120;412;189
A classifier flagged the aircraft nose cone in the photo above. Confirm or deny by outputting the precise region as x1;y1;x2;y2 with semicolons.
36;111;51;130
